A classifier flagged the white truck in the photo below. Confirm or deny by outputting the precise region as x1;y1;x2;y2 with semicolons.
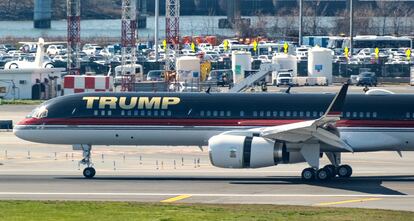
273;71;293;86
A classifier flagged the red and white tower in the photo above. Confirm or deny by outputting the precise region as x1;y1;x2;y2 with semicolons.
120;0;137;91
165;0;180;71
67;0;81;75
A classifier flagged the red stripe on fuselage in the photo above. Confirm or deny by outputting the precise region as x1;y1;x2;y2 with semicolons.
17;118;414;128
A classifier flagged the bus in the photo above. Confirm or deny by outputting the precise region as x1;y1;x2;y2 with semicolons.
342;36;412;51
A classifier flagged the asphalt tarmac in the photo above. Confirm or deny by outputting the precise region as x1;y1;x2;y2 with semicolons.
1;86;414;211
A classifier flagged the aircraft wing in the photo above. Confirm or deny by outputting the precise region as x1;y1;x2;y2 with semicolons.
223;84;353;152
260;83;352;152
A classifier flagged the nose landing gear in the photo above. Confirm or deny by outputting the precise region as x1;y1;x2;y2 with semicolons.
74;144;96;179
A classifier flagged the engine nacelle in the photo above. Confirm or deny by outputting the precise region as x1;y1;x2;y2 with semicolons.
208;135;305;168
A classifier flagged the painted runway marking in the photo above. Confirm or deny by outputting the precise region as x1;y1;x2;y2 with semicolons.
314;198;382;206
160;195;192;203
0;192;411;198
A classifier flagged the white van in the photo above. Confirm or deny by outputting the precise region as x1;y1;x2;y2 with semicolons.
112;64;144;84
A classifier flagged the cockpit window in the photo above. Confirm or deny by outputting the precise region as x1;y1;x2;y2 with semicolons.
26;106;48;119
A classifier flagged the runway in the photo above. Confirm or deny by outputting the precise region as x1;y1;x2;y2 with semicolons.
0;174;413;211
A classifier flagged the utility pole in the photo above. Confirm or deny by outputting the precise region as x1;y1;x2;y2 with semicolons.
299;0;303;46
67;0;81;75
155;0;159;61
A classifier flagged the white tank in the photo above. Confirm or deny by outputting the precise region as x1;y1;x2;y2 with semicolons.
232;51;252;84
176;56;201;81
272;54;297;76
308;47;333;84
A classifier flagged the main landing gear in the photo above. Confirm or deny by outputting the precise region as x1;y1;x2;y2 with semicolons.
74;144;96;179
300;151;353;182
301;164;353;182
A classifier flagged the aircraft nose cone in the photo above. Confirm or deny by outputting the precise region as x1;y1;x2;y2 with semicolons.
13;126;25;140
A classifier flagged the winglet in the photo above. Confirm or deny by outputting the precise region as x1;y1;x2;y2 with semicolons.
323;83;349;118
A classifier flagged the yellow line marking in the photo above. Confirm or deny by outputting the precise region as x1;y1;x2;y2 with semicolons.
314;198;382;206
160;194;192;203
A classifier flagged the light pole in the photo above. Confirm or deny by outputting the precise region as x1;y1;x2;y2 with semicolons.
299;0;303;46
349;0;353;56
154;0;159;61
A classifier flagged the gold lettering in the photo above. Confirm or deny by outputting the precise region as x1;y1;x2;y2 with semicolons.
138;97;161;109
99;97;118;109
162;97;180;109
119;97;137;110
83;97;100;109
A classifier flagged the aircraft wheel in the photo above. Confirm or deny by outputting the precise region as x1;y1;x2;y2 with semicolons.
337;165;352;178
323;165;337;178
83;167;96;179
316;168;331;181
44;63;54;68
301;168;316;181
9;63;18;69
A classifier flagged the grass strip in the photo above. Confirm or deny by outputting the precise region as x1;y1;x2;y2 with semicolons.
0;200;412;221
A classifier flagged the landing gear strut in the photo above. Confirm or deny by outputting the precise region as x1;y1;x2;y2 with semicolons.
74;144;96;179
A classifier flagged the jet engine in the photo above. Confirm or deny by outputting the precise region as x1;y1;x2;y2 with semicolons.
208;135;305;168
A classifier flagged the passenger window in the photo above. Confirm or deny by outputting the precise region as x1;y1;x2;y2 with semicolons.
352;112;357;118
299;111;304;117
240;111;245;117
200;111;205;117
286;111;291;117
293;111;297;117
134;110;138;116
273;111;278;117
266;111;271;117
220;111;225;117
94;110;98;116
259;111;264;117
366;112;371;118
147;111;152;116
253;111;258;117
140;110;145;116
121;110;125;116
160;111;165;116
346;112;350;117
279;111;285;117
373;112;377;118
226;111;231;117
108;110;112;116
154;110;158;116
206;111;211;117
319;112;324;117
167;111;172;116
213;111;218;117
312;111;317;117
127;111;132;116
306;111;310;117
406;112;410;119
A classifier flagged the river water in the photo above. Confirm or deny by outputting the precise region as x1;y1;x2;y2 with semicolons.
0;16;235;39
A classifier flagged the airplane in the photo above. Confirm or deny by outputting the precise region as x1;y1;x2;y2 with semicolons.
4;38;64;69
13;84;414;180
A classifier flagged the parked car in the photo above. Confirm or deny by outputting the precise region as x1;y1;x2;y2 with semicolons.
46;45;66;56
146;70;165;81
0;44;16;52
82;44;103;55
357;72;377;87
